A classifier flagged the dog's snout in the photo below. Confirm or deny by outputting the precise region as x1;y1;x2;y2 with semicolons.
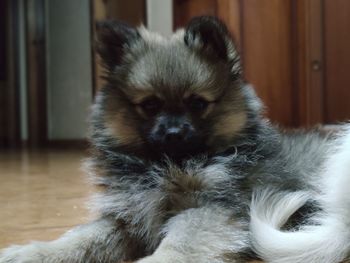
165;127;186;143
151;115;195;145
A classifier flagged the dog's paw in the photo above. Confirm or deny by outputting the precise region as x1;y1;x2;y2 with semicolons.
0;243;44;263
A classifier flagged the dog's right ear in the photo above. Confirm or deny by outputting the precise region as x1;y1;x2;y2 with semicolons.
184;16;241;79
96;20;140;70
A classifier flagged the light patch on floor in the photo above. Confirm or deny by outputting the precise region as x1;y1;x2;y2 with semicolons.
0;149;93;247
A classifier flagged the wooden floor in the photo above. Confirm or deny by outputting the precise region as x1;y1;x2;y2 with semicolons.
0;149;93;248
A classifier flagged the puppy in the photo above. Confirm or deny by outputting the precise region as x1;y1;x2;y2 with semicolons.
1;16;350;263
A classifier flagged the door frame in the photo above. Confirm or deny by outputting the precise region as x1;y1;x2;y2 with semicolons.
25;0;48;147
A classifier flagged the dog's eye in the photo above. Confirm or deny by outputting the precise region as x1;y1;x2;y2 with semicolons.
186;95;209;112
139;97;163;116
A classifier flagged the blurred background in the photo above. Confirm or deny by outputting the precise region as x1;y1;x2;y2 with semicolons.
1;0;350;149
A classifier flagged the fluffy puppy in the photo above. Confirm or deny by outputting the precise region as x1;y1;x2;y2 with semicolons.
1;16;350;263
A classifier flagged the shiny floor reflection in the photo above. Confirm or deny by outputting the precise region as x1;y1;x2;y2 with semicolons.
0;149;92;247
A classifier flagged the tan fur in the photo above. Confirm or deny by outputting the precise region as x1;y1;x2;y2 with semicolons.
104;111;142;146
212;112;247;142
196;91;218;102
183;90;217;102
164;165;205;213
126;90;156;104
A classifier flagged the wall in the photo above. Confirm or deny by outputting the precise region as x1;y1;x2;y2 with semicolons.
46;0;92;140
147;0;173;36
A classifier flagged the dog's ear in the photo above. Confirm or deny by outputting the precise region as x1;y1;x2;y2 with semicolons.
96;20;140;70
184;16;241;76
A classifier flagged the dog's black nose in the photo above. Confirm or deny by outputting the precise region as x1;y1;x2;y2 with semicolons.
149;116;203;158
164;127;185;143
150;115;195;148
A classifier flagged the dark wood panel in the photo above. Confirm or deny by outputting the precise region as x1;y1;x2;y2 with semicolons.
294;0;324;126
217;0;242;50
324;0;350;123
0;0;6;80
242;0;295;126
105;0;145;26
0;0;20;148
26;0;47;147
173;0;217;29
0;0;8;146
0;80;7;146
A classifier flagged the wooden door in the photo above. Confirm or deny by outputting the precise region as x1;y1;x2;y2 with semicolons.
323;0;350;123
241;0;296;126
173;0;350;127
26;0;48;147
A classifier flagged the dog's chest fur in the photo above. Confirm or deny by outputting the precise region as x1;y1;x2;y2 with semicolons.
91;156;247;249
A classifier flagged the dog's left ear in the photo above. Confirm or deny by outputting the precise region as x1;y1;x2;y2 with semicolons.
184;16;241;76
96;20;141;70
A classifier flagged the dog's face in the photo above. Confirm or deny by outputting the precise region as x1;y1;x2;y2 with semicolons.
95;17;252;160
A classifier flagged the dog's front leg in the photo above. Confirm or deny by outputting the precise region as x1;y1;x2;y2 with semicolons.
137;206;249;263
0;217;142;263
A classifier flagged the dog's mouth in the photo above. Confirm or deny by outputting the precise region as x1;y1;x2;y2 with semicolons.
147;139;207;160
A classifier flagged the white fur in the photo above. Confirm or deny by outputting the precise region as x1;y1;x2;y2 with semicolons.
137;207;248;263
250;126;350;263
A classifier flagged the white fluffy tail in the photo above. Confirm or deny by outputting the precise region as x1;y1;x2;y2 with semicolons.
250;127;350;263
250;191;349;263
